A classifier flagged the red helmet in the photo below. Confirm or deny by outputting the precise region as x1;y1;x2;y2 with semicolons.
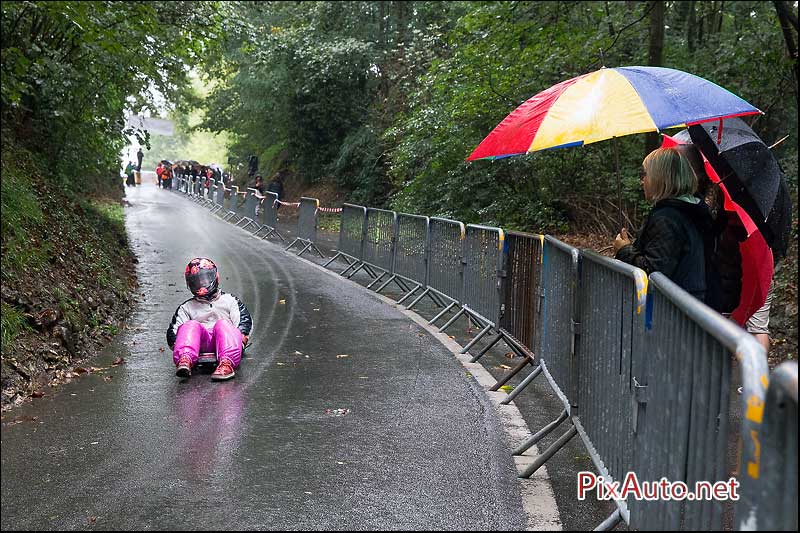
185;258;219;300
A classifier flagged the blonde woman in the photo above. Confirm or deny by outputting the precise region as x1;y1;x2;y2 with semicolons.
613;147;713;302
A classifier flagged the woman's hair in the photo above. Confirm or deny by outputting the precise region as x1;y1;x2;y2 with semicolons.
642;147;697;204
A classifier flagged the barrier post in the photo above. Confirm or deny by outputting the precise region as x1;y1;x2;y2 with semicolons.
455;224;505;355
285;197;324;257
414;217;465;321
374;213;429;299
512;237;580;479
253;191;284;241
628;272;769;531
346;208;396;285
490;232;543;389
235;188;260;231
565;250;648;527
222;185;239;222
735;360;797;531
323;204;367;275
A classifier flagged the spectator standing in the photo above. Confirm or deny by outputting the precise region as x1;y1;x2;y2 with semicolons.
613;147;712;302
267;172;284;209
136;148;144;171
251;175;265;195
155;162;164;188
125;161;135;187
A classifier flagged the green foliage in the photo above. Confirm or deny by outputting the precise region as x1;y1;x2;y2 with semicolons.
1;302;30;349
1;143;48;275
1;1;224;194
201;1;464;189
387;1;797;231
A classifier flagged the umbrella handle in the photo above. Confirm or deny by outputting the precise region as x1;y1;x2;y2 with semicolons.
613;136;623;234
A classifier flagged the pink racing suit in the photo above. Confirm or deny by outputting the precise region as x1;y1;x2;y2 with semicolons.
172;319;243;368
167;291;252;368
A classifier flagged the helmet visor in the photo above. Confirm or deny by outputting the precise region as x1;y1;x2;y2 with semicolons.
186;269;217;296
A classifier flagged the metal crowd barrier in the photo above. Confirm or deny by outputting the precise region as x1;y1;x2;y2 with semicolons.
285;197;324;257
235;188;260;231
467;225;505;334
489;232;543;389
222;185;239;222
439;224;505;356
201;179;212;205
209;182;223;214
374;213;429;300
507;237;579;486
253;191;284;241
629;272;768;531
233;188;248;222
506;236;578;409
215;182;226;212
323;203;367;275
347;208;396;287
410;217;465;324
570;250;648;529
736;360;797;531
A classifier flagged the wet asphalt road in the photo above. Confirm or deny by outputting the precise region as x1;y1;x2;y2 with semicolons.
0;184;527;531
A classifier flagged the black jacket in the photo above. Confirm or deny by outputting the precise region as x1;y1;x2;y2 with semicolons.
616;198;713;302
266;179;283;199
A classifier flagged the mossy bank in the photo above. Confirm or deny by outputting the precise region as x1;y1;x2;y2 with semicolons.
1;140;138;410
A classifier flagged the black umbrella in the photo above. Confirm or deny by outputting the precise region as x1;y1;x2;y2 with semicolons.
161;159;173;166
683;118;792;260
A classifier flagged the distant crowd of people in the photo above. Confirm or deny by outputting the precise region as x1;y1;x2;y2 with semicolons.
129;152;287;208
155;161;227;191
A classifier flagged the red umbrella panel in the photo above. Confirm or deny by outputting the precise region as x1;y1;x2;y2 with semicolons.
662;134;772;326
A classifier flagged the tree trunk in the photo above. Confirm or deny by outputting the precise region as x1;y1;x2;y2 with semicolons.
773;1;799;91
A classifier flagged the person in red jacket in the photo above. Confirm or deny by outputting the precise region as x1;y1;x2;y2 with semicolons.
155;163;164;189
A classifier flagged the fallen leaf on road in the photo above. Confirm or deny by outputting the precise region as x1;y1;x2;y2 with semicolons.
325;408;350;417
5;415;38;426
103;376;113;381
294;351;303;355
336;354;350;359
279;299;286;305
73;367;88;374
32;391;45;398
499;385;515;392
276;362;285;366
504;352;516;359
499;364;511;370
313;308;320;311
112;357;126;366
159;347;165;352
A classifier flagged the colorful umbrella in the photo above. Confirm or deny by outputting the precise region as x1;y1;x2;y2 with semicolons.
467;66;761;161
